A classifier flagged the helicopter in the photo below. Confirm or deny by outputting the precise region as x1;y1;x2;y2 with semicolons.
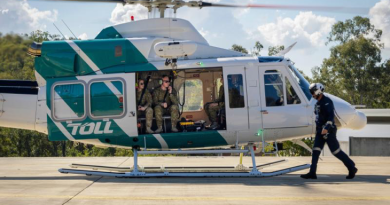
0;0;367;177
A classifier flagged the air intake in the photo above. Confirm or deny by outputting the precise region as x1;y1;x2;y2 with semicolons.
27;42;42;57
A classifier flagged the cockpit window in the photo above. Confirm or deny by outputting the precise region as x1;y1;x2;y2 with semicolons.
288;65;312;100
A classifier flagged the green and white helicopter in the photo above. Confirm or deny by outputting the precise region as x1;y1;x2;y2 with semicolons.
0;0;367;177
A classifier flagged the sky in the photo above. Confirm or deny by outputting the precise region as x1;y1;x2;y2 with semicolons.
0;0;389;77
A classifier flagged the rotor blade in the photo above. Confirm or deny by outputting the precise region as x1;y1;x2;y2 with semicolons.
29;0;124;3
199;2;368;14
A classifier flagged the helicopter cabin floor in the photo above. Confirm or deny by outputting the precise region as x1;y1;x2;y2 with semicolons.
0;156;389;205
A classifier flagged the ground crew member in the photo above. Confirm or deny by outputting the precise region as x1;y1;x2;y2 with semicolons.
301;83;358;179
153;75;179;133
136;79;154;134
205;77;224;129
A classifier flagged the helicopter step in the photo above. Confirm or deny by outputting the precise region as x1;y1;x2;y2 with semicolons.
59;146;310;178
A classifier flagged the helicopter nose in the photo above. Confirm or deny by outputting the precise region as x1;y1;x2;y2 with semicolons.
326;93;367;130
347;110;367;130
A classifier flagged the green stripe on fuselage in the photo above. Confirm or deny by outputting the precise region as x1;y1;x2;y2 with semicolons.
110;131;228;149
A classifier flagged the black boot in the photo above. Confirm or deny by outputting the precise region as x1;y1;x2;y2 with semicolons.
300;172;317;179
346;167;358;179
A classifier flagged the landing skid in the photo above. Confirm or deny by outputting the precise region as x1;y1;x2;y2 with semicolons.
59;146;310;178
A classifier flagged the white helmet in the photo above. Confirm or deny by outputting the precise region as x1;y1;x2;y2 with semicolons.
309;83;325;97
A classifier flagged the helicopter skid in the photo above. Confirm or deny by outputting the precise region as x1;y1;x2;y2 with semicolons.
59;147;309;178
59;164;310;178
67;158;288;173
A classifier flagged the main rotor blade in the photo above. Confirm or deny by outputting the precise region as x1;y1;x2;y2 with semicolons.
199;2;368;14
30;0;124;3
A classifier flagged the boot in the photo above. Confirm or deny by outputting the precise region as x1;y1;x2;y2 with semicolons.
210;122;220;130
300;172;317;179
155;126;163;133
171;126;178;133
146;127;154;134
346;167;358;179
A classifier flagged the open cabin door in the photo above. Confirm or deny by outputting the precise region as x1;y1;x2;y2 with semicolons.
48;73;138;141
223;66;249;131
259;65;310;129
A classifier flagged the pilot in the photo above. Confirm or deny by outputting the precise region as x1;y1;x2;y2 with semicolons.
228;75;244;107
136;79;154;134
205;77;225;129
153;75;180;133
301;83;358;180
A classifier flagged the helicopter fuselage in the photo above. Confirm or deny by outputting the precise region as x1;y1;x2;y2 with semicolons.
0;18;366;150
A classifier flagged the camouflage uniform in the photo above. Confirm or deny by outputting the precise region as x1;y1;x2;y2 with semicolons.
136;89;153;129
205;85;225;123
153;87;180;129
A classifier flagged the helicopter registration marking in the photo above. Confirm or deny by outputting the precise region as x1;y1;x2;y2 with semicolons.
67;122;114;135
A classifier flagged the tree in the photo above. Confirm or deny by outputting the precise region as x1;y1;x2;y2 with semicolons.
252;41;264;56
312;16;385;107
231;44;248;54
268;45;285;56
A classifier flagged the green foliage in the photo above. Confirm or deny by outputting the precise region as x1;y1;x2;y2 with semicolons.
252;41;264;56
268;45;285;56
231;44;248;54
0;33;35;80
278;139;314;157
312;16;388;108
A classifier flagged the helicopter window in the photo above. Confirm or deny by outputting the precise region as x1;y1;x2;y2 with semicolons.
90;80;125;117
285;77;301;105
53;83;86;120
178;79;203;111
288;65;311;100
227;74;245;108
264;73;284;107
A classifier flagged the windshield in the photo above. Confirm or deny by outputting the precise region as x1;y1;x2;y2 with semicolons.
288;65;312;100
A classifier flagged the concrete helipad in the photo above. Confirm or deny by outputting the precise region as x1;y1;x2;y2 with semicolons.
0;156;389;205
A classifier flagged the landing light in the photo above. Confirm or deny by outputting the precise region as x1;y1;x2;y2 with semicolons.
256;129;263;136
196;62;204;67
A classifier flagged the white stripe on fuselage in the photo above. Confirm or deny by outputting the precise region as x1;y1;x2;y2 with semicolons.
65;40;103;75
153;134;168;150
47;105;75;141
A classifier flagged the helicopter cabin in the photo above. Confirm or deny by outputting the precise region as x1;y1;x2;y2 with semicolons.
135;68;228;134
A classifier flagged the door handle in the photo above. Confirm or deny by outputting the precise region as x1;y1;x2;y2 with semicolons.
260;110;268;114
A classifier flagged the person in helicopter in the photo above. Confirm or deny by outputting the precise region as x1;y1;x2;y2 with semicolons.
205;77;225;130
136;79;154;134
228;74;245;108
153;75;180;133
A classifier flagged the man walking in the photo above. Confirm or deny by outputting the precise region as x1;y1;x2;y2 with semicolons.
301;83;358;179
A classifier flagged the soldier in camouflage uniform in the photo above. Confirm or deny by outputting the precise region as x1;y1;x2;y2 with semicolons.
153;75;179;133
205;77;224;129
136;79;154;134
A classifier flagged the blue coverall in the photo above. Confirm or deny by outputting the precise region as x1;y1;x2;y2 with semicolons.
310;95;356;174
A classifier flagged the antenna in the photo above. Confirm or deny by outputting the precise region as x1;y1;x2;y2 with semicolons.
62;19;77;39
53;23;66;40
